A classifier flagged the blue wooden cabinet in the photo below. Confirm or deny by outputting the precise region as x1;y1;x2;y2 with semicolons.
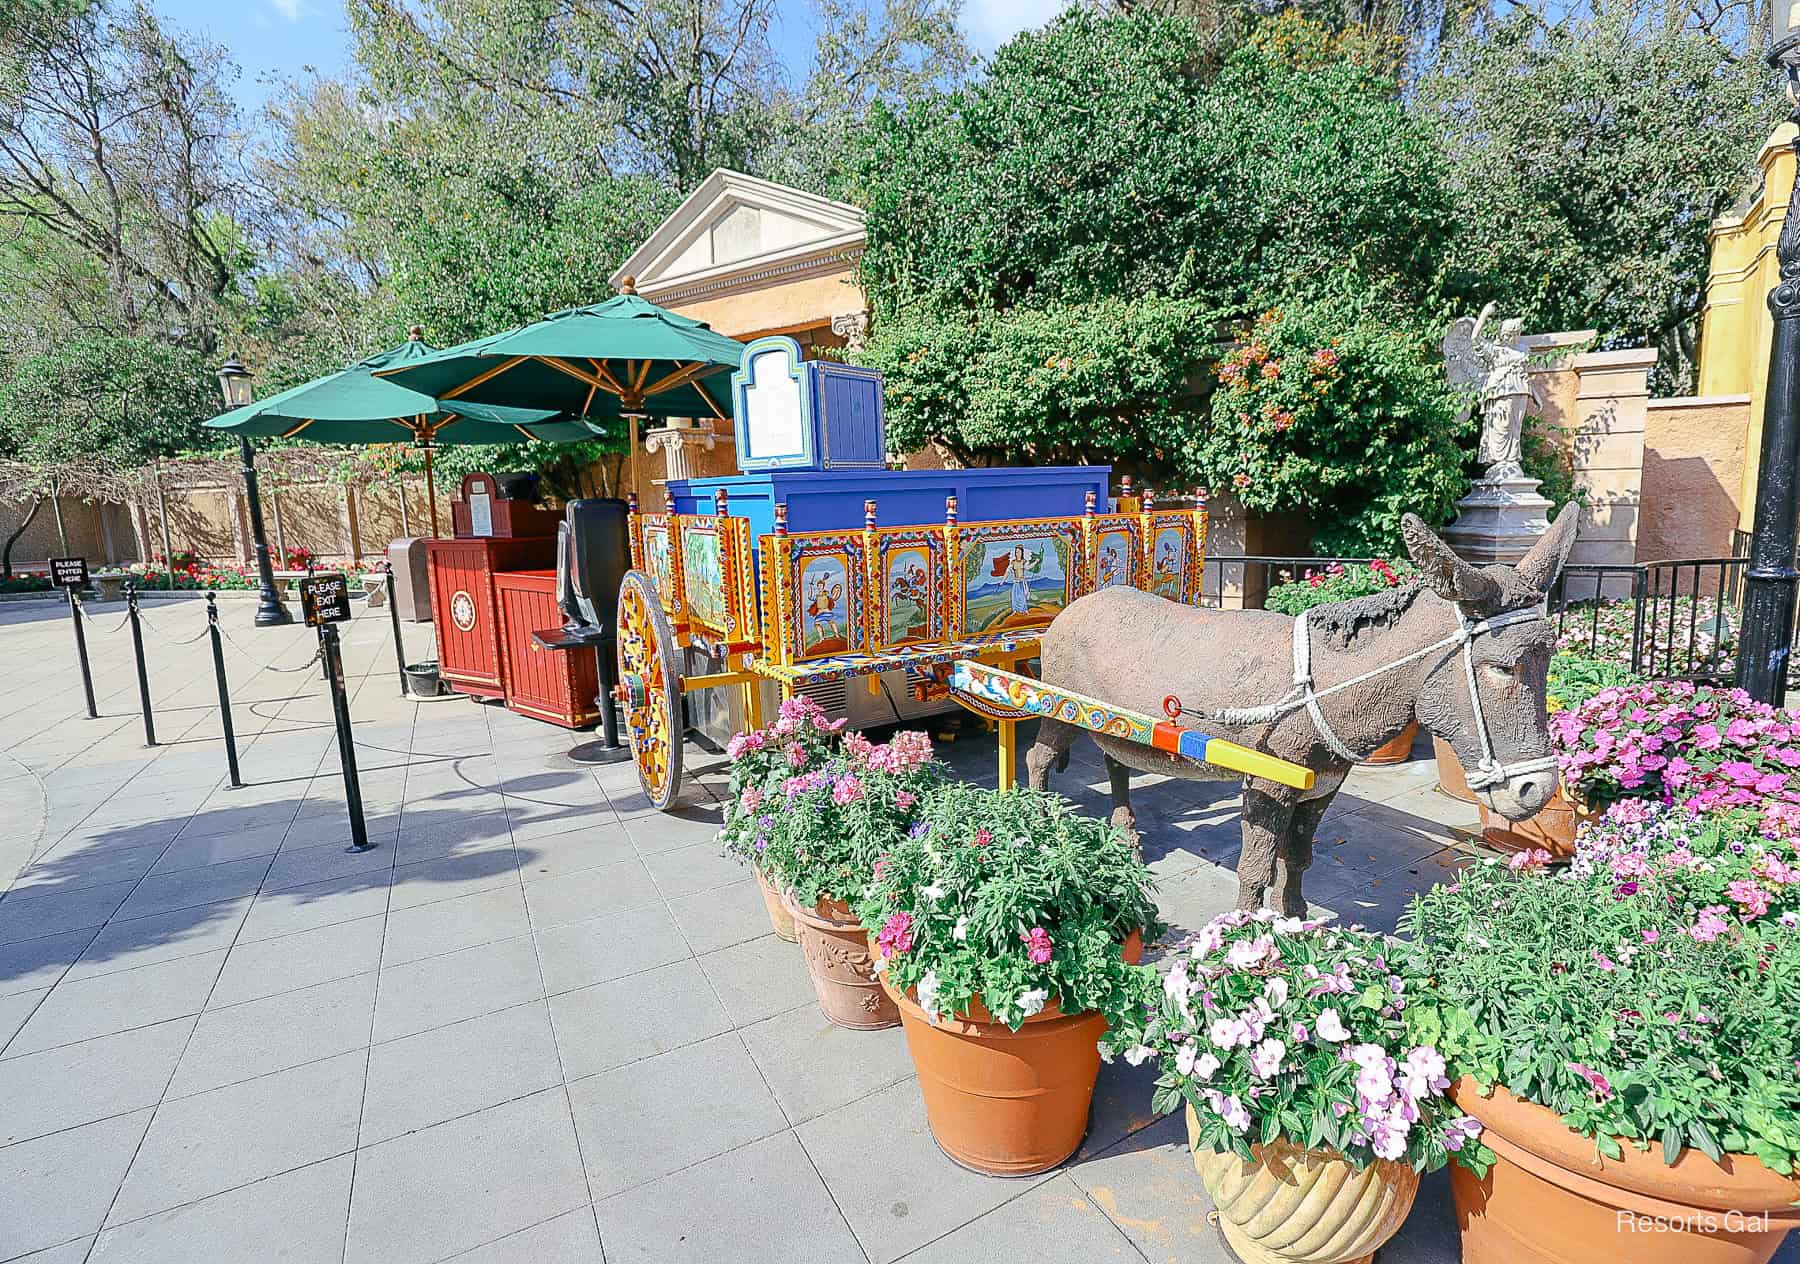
730;336;886;472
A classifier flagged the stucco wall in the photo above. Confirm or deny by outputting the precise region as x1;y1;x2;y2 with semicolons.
1639;395;1750;564
656;266;866;341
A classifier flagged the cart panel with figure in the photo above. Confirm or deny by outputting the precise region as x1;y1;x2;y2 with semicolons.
610;334;1214;810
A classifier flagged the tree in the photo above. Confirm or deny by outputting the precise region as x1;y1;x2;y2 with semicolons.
851;11;1454;318
0;0;252;356
853;11;1467;547
1418;2;1777;391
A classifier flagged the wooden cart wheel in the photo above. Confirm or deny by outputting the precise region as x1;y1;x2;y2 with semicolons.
615;570;684;811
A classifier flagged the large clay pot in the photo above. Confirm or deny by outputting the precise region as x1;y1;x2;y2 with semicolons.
1185;1106;1420;1264
884;979;1105;1176
1450;1079;1800;1264
786;894;898;1029
1477;784;1580;859
1433;736;1476;803
1363;719;1419;767
754;867;798;943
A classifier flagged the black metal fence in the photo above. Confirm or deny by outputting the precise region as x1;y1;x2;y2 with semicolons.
1203;553;1759;686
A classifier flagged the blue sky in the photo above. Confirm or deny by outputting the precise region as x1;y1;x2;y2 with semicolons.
154;0;1067;115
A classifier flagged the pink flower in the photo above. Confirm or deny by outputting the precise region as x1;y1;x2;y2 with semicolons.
1728;879;1772;919
1690;905;1731;943
831;774;864;806
877;912;914;956
739;787;764;814
785;742;807;769
1021;927;1053;964
972;828;992;848
1508;848;1553;873
896;791;916;811
1566;1062;1614;1102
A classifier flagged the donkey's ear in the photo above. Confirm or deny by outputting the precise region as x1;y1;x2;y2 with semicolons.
1401;513;1500;609
1514;504;1580;596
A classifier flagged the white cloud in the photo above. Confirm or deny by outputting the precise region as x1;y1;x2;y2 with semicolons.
267;0;308;22
962;0;1066;52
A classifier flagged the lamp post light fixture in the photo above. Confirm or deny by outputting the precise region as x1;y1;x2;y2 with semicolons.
1737;23;1800;703
216;356;292;628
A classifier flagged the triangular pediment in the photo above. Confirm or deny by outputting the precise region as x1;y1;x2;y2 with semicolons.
612;169;865;296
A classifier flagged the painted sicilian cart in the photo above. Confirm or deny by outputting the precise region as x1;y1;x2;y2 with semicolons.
611;334;1215;810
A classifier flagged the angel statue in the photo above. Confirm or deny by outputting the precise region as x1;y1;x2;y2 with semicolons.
1442;303;1541;482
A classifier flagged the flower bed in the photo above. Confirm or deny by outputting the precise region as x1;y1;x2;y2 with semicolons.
1555;594;1737;678
1265;558;1414;617
0;571;51;593
1552;679;1800;836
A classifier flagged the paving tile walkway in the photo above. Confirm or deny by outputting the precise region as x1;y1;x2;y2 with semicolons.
0;593;1784;1263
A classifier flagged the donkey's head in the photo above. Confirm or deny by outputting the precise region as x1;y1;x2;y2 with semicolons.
1402;507;1578;822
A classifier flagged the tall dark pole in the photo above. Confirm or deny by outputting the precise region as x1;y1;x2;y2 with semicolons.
1739;95;1800;704
239;435;292;628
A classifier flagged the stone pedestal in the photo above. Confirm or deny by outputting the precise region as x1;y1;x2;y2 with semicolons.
1442;476;1553;565
644;419;719;483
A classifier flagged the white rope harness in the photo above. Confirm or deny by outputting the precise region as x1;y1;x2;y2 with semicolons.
1214;604;1559;790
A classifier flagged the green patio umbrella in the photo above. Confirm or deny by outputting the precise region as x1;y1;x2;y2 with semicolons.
372;281;746;498
203;331;587;534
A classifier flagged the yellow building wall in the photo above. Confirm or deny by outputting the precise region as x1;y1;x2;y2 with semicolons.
1699;122;1795;528
655;267;866;342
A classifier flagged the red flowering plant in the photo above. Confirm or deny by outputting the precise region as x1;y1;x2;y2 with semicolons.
1264;558;1417;617
853;782;1160;1031
738;708;943;909
1406;808;1800;1175
1551;679;1800;838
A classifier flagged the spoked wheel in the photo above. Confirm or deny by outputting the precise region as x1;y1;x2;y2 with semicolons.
615;570;684;811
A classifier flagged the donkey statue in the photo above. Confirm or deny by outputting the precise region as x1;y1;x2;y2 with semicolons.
1026;507;1578;914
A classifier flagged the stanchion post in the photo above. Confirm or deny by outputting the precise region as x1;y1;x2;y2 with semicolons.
67;587;96;719
385;566;408;697
207;594;242;789
320;621;372;852
125;583;155;746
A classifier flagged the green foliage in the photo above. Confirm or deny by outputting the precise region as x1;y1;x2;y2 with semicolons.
0;335;222;466
853;781;1161;1031
853;11;1454;318
1406;811;1800;1174
862;296;1221;470
1419;3;1777;391
1196;303;1472;555
1517;417;1584;518
1544;651;1642;713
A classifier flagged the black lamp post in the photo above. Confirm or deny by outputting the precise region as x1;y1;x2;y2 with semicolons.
1737;27;1800;704
217;356;292;628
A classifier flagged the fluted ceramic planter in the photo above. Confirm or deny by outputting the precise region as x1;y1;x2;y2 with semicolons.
754;868;798;943
785;894;897;1029
1185;1106;1420;1264
1433;736;1476;803
1450;1079;1800;1264
1477;784;1583;860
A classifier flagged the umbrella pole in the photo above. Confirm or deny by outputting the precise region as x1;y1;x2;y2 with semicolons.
628;412;641;502
425;445;440;537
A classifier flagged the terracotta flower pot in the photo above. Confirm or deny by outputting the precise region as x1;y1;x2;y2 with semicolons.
1433;736;1477;803
754;868;798;943
884;978;1105;1176
1477;783;1581;860
1450;1079;1800;1264
1185;1105;1420;1264
1363;719;1419;767
785;894;898;1029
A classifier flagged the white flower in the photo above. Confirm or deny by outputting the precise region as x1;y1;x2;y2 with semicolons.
1163;962;1191;1004
1018;988;1049;1017
952;915;969;941
921;883;945;902
1250;1038;1286;1079
917;969;941;1023
1121;1044;1157;1066
1315;1007;1349;1043
1175;1042;1198;1076
1263;976;1290;1010
1195;1052;1221;1081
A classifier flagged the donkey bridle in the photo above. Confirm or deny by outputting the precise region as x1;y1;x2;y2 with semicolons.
1211;603;1559;789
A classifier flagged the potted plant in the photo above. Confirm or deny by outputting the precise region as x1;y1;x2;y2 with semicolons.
1267;559;1420;764
1471;651;1642;855
856;781;1160;1175
720;694;850;943
1405;809;1800;1264
759;729;942;1029
1115;910;1478;1264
